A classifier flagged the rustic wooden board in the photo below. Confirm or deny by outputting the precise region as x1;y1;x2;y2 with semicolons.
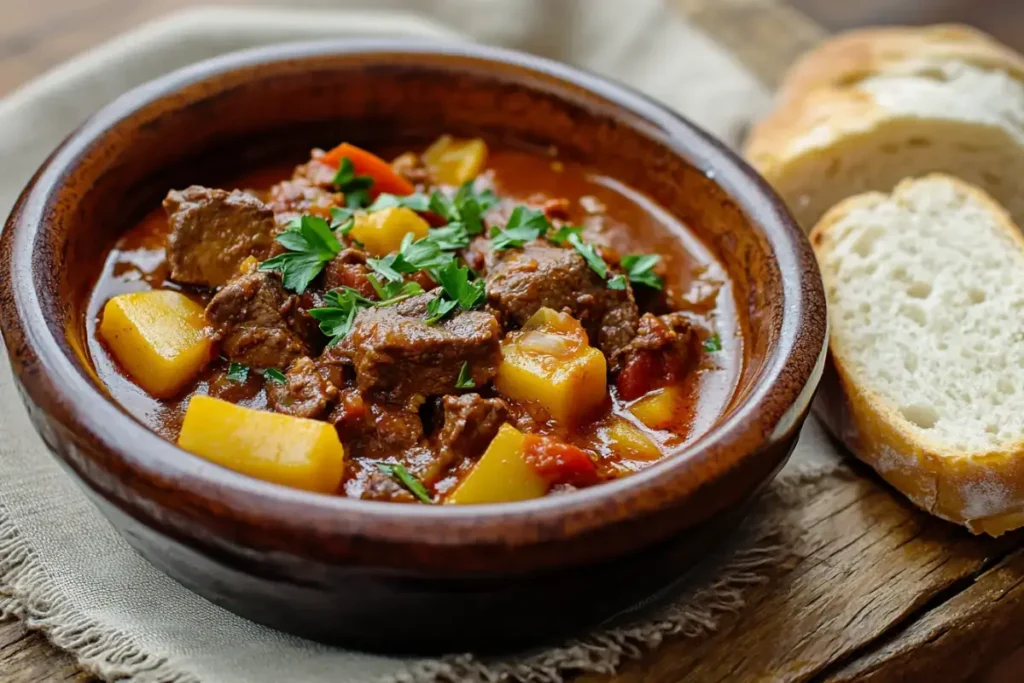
2;1;1024;682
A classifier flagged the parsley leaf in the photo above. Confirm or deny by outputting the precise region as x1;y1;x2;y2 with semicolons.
455;362;474;389
310;279;424;345
258;215;342;293
424;296;459;325
427;223;471;251
549;225;582;245
329;207;356;236
435;259;486;310
367;233;453;283
621;254;663;290
366;273;423;302
332;158;374;208
366;192;431;213
566;231;607;279
703;334;723;352
226;362;249;383
607;274;628;290
491;206;550;250
376;462;433;504
308;288;371;345
264;368;287;384
430;183;498;237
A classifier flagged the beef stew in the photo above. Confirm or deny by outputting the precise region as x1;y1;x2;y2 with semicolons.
87;137;742;504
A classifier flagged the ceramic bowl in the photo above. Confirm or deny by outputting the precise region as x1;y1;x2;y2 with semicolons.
0;40;826;652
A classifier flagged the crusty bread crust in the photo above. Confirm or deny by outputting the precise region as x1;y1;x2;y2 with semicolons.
778;24;1024;103
811;175;1024;536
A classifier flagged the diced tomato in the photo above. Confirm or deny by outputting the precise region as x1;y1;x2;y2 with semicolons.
319;143;415;197
523;435;599;488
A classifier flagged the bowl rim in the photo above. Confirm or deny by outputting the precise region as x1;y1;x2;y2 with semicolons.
1;38;827;552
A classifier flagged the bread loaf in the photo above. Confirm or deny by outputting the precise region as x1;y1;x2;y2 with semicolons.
811;175;1024;535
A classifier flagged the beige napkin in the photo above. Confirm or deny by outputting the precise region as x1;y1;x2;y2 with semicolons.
0;3;835;682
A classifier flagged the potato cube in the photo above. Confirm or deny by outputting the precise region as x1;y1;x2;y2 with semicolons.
349;206;429;256
99;291;213;398
629;385;686;430
495;309;607;424
600;418;662;461
178;395;345;494
422;135;488;186
445;424;547;504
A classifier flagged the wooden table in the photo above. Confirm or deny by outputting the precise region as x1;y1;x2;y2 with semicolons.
3;1;1024;681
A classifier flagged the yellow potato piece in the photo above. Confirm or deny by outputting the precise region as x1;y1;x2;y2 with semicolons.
98;290;213;398
629;386;686;430
495;309;607;424
349;206;429;256
422;135;488;186
178;395;345;494
445;424;547;504
600;418;662;461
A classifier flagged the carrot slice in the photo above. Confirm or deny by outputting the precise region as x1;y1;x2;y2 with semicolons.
319;142;415;196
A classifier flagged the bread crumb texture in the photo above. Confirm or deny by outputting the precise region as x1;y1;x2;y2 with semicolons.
817;176;1024;454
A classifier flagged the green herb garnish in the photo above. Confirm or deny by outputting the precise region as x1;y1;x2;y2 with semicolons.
424;296;459;325
431;182;499;238
607;274;628;290
264;368;287;384
455;362;474;389
366;232;454;284
226;362;249;383
490;206;550;250
258;215;342;293
566;230;607;279
332;158;374;208
366;192;431;213
310;279;423;346
329;206;356;236
620;254;663;290
703;334;723;352
376;462;433;504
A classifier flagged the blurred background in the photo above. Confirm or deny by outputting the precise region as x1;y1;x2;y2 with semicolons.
0;0;1021;96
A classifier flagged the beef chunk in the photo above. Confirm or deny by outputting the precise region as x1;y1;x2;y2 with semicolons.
332;399;425;460
266;356;339;419
485;241;639;363
206;271;320;369
616;312;696;400
163;186;277;287
335;293;502;401
436;394;508;464
266;154;343;226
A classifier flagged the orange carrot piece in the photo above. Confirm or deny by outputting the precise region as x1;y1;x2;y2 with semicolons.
319;142;415;196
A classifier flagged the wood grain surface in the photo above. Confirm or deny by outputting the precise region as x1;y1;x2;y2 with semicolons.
2;0;1024;682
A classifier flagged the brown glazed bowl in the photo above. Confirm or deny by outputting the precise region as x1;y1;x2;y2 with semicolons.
0;41;826;652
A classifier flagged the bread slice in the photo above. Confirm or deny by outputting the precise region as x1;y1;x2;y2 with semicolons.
745;58;1024;232
812;174;1024;536
777;24;1024;103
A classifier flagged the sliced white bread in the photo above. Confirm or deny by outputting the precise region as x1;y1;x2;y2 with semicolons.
812;174;1024;536
745;58;1024;232
777;24;1024;103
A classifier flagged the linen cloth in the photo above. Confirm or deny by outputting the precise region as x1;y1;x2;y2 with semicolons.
0;3;833;682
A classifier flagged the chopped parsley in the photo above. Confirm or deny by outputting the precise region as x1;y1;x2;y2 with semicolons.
431;182;499;238
607;274;628;290
703;334;723;352
620;254;663;290
376;462;433;504
332;158;374;208
491;206;550;250
366;192;431;213
329;206;356;236
366;232;453;283
309;279;423;346
225;362;249;383
455;362;474;389
258;215;342;293
264;368;287;384
423;260;486;325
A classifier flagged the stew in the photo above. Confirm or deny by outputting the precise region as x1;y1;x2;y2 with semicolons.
86;136;742;504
